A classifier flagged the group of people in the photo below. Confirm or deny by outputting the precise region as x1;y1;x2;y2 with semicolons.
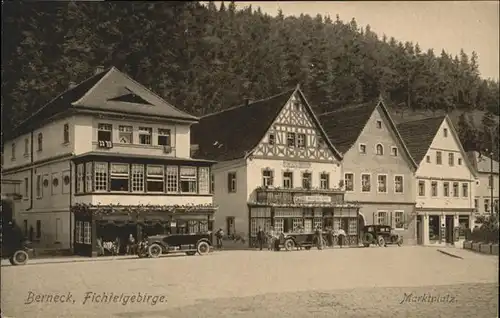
96;234;139;256
255;226;347;251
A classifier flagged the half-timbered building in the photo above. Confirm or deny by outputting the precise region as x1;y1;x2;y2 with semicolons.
1;66;217;256
191;86;360;247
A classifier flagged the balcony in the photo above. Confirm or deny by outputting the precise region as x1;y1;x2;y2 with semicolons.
250;186;348;207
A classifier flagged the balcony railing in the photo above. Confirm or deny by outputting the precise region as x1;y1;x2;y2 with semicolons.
251;186;345;206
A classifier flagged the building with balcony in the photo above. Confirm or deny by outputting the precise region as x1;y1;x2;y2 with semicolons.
1;66;217;255
467;151;499;216
191;86;360;246
319;98;419;244
397;116;477;246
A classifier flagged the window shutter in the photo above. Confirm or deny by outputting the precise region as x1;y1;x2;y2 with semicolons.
373;212;377;225
390;211;395;228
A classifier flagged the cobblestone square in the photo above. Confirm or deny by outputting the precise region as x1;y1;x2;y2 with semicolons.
1;246;498;318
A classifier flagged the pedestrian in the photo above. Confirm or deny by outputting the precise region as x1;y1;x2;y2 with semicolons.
126;234;136;255
314;226;323;250
326;227;334;248
215;228;224;249
337;228;346;248
257;226;265;250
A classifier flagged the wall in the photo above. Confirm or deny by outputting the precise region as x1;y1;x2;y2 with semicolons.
475;172;500;214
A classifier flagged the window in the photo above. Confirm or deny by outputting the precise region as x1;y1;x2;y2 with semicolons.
418;181;425;196
24;138;29;156
376;144;384;155
131;164;144;192
484;199;490;213
198;167;210;194
158;129;171;146
227;172;237;193
76;164;84;193
376;120;382;129
85;162;93;192
62;171;70;194
452;182;459;197
462;183;468;197
262;169;274;187
443;182;450;197
166;166;179;193
391;147;398;156
458;158;462;165
147;165;164;192
36;175;42;198
94;162;108;191
443;128;448;137
268;133;275;145
394;176;404;193
210;173;215;194
448;153;454;166
36;220;41;239
110;163;129;191
37;133;43;151
359;144;366;154
474;199;479;210
75;221;83;244
24;177;29;199
394;211;404;230
63;123;70;144
377;211;388;225
293;100;301;110
436;151;442;165
97;124;112;142
302;172;312;189
377;175;387;193
180;166;197;193
287;133;296;147
139;127;152;145
83;221;91;244
11;143;16;160
51;173;59;195
361;174;371;192
344;173;354;191
119;125;133;143
431;181;438;197
426;155;431;163
297;134;306;148
320;173;329;189
283;171;293;188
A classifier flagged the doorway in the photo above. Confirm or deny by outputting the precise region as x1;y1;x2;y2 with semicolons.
445;215;454;244
416;215;422;245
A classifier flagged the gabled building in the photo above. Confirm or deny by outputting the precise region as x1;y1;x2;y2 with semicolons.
1;66;217;255
319;99;418;244
467;151;499;216
397;115;477;246
191;86;361;247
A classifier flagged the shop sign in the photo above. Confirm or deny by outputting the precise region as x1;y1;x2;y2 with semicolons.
294;195;331;204
283;161;312;169
170;221;177;227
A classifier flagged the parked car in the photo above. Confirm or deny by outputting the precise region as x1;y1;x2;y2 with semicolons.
277;232;327;251
1;221;34;265
361;225;403;247
143;233;212;258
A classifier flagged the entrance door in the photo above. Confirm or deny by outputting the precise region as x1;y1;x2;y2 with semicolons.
416;215;422;245
445;215;454;244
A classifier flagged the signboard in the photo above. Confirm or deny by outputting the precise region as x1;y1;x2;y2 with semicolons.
170;221;177;227
283;161;312;169
294;195;332;204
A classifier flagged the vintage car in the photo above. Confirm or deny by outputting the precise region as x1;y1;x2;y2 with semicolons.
276;232;327;251
1;221;34;265
361;225;403;247
141;233;212;258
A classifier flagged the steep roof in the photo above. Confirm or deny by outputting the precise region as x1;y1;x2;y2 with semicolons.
8;66;197;140
467;151;499;174
396;116;446;164
191;89;296;161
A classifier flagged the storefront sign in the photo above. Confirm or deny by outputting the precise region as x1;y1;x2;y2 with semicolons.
283;161;312;169
294;195;331;204
170;221;177;227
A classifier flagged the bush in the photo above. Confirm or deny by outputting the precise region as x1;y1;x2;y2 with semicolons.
469;215;499;244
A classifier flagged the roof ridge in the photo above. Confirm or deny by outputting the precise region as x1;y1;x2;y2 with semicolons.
201;88;295;119
397;115;446;125
319;100;378;117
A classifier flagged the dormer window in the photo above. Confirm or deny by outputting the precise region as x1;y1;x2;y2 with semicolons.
37;133;43;151
443;128;448;137
376;120;382;129
158;129;171;146
376;144;384;155
268;133;275;145
63;123;70;144
287;133;296;147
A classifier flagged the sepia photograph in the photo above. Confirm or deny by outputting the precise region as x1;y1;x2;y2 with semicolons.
1;1;499;317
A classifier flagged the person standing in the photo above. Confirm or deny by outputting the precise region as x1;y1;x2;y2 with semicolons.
215;228;224;249
326;227;334;248
314;226;323;250
257;227;265;251
337;228;346;248
126;234;136;255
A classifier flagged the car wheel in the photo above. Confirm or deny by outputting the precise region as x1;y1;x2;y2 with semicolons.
284;238;295;251
148;243;162;258
186;251;196;256
397;237;403;247
11;250;29;265
377;236;385;247
197;241;210;255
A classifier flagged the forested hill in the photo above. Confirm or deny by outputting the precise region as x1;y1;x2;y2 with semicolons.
2;1;499;155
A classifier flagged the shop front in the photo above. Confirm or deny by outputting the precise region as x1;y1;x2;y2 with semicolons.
248;188;360;247
417;208;474;246
72;203;217;256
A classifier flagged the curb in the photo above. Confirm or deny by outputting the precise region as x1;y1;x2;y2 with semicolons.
437;249;464;259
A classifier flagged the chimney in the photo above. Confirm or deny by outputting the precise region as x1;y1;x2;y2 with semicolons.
94;66;104;75
68;81;77;89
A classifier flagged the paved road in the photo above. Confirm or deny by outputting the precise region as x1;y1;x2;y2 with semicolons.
1;246;498;318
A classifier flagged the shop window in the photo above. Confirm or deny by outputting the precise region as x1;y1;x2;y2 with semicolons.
458;216;469;238
131;164;145;192
75;221;83;243
83;221;91;244
166;166;178;193
110;163;130;191
94;162;108;191
428;216;440;241
180;166;197;193
147;165;164;192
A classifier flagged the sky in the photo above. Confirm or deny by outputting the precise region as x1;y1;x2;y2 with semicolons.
221;1;499;80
